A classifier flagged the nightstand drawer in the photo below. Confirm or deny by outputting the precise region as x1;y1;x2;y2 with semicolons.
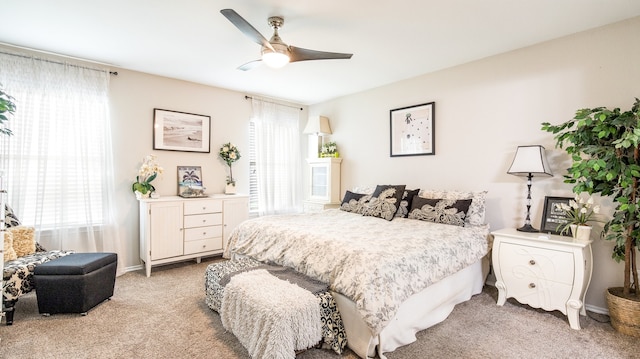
184;237;222;255
184;200;222;215
184;213;222;228
184;226;222;241
499;242;575;285
506;277;574;312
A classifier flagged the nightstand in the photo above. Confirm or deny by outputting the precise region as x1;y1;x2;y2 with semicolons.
491;228;593;330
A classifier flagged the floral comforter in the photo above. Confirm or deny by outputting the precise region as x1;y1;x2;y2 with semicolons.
225;209;490;335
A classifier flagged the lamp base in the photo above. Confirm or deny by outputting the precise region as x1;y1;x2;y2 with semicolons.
517;224;539;233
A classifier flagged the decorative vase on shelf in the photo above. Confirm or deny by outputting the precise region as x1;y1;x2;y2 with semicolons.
570;224;592;242
225;183;236;195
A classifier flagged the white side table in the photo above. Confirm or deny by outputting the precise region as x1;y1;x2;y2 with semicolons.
491;228;593;330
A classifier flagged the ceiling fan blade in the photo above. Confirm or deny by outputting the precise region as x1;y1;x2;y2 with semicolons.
289;46;353;62
220;9;274;51
238;59;263;71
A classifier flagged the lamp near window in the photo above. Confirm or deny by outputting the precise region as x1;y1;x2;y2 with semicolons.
507;145;553;232
303;115;332;158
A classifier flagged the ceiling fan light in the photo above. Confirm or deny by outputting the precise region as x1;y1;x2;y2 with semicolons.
262;51;290;68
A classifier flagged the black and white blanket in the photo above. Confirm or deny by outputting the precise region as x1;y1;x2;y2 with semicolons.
225;209;490;335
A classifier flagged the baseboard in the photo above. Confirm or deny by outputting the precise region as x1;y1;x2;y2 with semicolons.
123;264;144;273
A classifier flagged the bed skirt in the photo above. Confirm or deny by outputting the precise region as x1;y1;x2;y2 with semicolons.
334;256;490;359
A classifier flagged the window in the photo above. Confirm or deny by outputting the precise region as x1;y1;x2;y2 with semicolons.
0;50;119;252
249;98;302;215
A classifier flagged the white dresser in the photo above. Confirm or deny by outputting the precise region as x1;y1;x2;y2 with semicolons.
139;194;248;277
491;228;593;330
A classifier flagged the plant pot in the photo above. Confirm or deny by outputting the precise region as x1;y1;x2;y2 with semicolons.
569;224;592;243
225;183;236;195
606;287;640;337
135;191;150;200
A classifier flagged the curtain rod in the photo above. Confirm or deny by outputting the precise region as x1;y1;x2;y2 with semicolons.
0;50;118;76
244;95;302;111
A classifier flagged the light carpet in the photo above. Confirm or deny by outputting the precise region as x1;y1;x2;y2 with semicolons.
0;256;636;359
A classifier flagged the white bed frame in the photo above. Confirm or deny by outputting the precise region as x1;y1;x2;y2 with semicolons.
332;256;490;359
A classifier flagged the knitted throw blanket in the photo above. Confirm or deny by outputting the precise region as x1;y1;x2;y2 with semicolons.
220;269;322;359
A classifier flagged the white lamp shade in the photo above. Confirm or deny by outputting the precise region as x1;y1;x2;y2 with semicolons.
507;145;553;176
303;116;332;135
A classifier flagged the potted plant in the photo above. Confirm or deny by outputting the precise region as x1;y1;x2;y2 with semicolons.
542;98;640;336
132;154;163;199
219;142;241;194
320;141;339;158
557;194;600;242
0;83;16;136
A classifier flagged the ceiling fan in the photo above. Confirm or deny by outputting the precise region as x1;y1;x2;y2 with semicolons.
220;9;353;71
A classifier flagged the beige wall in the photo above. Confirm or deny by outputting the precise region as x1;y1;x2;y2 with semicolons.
108;71;308;270
308;17;640;311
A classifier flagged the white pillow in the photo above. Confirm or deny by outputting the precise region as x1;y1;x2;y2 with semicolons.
351;185;375;195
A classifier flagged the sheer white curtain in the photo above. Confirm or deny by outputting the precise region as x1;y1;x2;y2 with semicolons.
0;50;123;274
251;98;302;215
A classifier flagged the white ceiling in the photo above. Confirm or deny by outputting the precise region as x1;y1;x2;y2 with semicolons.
2;1;640;105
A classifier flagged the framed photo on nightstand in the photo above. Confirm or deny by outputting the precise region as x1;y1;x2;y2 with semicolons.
540;196;573;236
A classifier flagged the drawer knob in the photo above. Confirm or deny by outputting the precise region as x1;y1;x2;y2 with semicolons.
529;259;536;265
202;207;206;210
202;219;207;223
529;283;536;289
202;245;206;248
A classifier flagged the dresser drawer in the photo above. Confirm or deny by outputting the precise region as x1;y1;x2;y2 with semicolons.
184;200;222;215
184;213;222;228
499;242;575;285
184;226;222;241
184;237;223;255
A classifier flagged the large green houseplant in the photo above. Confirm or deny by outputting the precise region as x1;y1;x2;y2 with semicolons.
0;83;16;136
542;98;640;336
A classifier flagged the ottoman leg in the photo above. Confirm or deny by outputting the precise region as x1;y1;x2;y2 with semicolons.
3;299;17;325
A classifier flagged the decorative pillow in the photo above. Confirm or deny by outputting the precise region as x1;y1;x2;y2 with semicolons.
362;185;406;221
395;188;420;218
9;226;36;257
35;241;47;252
418;189;487;226
3;231;17;262
5;204;21;228
351;185;375;195
340;190;372;214
408;197;473;227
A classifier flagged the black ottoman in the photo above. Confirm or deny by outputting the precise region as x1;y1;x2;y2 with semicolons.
34;252;117;315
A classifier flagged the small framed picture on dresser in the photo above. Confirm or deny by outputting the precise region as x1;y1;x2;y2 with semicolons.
540;196;573;236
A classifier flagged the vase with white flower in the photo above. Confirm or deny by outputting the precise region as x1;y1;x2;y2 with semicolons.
219;142;241;194
558;194;600;242
132;154;163;199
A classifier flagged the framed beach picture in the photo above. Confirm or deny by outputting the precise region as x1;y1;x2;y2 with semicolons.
177;166;207;198
540;196;573;236
153;109;211;153
390;102;435;157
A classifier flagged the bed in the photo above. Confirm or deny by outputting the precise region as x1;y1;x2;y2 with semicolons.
223;187;491;358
